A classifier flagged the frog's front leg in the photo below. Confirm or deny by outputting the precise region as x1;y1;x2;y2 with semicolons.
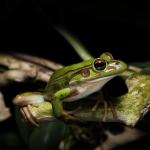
19;102;57;126
51;88;71;118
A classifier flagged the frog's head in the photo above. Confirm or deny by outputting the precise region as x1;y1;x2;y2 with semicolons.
70;52;127;85
62;52;127;102
50;52;127;102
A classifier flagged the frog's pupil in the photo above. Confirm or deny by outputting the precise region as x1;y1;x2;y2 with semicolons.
94;59;106;70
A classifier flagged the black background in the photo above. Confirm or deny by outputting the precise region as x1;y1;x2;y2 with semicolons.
0;1;150;149
0;0;150;65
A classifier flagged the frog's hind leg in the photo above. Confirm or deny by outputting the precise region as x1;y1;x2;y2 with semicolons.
20;105;39;126
16;101;56;126
20;101;58;126
13;92;46;126
13;92;45;106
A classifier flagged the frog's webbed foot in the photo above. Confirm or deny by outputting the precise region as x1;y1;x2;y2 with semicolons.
13;92;45;126
61;107;82;122
90;92;117;121
19;102;57;126
89;92;109;121
20;105;39;126
61;111;78;121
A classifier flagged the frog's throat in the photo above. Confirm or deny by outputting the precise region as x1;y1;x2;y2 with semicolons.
64;75;116;102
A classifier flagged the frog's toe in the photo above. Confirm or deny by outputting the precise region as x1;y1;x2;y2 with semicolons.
20;105;39;127
61;110;80;122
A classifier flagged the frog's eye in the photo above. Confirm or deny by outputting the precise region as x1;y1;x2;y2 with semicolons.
93;58;107;71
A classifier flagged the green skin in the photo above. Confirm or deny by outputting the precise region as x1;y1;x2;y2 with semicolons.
43;52;127;117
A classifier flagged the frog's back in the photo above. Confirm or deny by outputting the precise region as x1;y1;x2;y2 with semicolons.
50;59;93;82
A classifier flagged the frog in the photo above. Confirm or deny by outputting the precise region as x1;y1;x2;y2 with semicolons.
13;52;127;125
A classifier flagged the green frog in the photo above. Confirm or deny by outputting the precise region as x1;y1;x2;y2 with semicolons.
13;52;127;125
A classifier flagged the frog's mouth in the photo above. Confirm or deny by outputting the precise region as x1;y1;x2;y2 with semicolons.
86;75;116;83
70;74;116;86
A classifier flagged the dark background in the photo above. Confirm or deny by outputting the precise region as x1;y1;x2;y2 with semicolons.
0;1;150;149
0;0;150;65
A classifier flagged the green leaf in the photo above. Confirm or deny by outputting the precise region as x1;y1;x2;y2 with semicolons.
29;121;68;150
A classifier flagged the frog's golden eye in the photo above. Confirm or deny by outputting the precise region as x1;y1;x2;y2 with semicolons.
93;58;107;71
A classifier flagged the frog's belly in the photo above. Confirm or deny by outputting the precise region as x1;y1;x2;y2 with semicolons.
63;76;114;102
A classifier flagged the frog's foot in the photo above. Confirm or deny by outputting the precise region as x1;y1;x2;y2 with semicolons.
66;106;82;115
108;100;117;119
13;92;45;126
19;101;57;126
90;94;108;121
20;105;39;127
93;100;108;121
61;108;81;122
